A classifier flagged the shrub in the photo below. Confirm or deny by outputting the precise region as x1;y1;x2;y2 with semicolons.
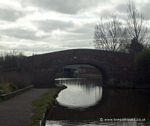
0;82;18;94
135;49;150;85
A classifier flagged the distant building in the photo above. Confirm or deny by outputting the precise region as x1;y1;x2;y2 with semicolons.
63;67;76;78
63;65;102;79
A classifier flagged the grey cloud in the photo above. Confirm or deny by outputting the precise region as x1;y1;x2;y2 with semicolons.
35;20;74;32
0;43;50;55
95;8;127;21
58;23;95;45
141;3;150;20
71;23;95;34
0;45;7;50
116;3;150;20
23;0;108;14
0;8;25;22
62;39;92;48
115;4;127;14
99;9;114;18
61;33;93;48
0;28;39;40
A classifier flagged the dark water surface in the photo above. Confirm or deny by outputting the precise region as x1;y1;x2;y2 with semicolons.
46;78;150;126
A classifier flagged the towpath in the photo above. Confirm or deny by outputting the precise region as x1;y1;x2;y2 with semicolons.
0;88;48;126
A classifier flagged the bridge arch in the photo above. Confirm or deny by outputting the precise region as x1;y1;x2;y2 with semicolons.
24;49;134;88
53;63;108;85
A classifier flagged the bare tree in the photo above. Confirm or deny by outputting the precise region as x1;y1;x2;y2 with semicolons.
126;1;148;45
94;2;149;52
94;16;129;51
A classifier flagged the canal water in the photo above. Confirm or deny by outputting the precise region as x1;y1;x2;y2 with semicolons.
46;78;150;126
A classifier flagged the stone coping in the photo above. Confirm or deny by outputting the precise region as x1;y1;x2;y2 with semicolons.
0;85;33;100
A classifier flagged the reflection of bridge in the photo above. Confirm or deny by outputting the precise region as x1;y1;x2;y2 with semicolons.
23;49;134;87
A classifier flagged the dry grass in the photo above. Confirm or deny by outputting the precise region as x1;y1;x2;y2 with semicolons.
0;82;18;94
31;88;61;126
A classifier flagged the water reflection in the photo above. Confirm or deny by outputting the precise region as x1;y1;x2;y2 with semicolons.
56;78;102;108
46;120;150;126
46;78;150;126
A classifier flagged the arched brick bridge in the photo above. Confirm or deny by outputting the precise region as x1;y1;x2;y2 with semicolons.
23;49;134;88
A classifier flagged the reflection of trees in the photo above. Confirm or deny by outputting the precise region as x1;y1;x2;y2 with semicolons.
56;78;102;93
48;88;150;122
98;89;150;119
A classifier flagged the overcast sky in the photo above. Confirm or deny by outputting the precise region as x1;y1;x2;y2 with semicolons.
0;0;149;55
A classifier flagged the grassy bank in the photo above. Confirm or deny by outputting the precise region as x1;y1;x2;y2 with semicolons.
0;82;18;102
31;87;62;126
0;82;18;94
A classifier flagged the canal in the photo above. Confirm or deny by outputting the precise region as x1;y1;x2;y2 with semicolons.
46;78;150;126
